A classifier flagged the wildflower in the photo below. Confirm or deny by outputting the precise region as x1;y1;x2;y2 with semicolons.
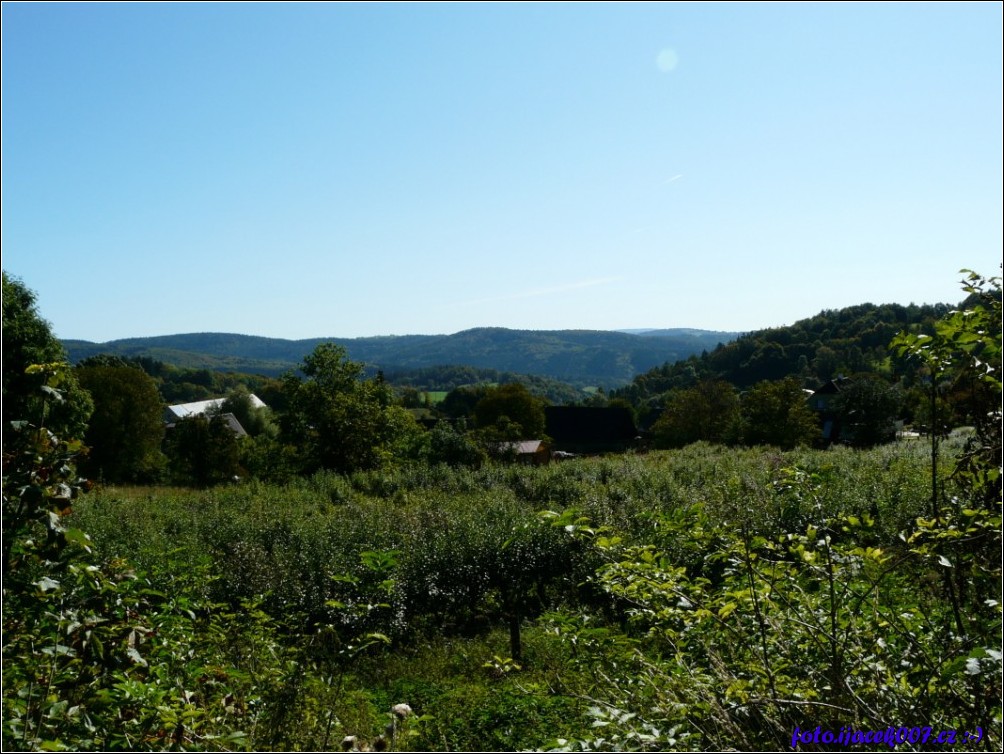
391;702;412;719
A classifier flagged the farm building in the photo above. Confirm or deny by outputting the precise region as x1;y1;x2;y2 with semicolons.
163;394;267;424
806;377;851;442
493;440;551;465
163;394;268;438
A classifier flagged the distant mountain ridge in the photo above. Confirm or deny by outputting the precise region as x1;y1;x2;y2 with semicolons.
618;328;742;338
62;327;738;388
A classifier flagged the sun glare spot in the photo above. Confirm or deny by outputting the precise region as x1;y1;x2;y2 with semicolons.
656;48;679;73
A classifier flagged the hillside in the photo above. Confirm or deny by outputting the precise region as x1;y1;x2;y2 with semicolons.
62;327;737;388
613;301;955;404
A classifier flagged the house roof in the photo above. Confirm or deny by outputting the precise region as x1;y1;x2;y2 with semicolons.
812;377;852;396
163;394;266;422
165;412;248;437
218;412;248;437
497;440;545;455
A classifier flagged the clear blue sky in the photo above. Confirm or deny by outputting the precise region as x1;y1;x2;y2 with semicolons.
3;2;1001;341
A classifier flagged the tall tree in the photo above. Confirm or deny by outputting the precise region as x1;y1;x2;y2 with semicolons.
281;343;421;473
427;420;486;468
2;273;92;443
893;268;1002;508
830;374;903;447
75;364;166;483
164;413;241;486
650;380;740;449
472;383;547;438
440;384;490;420
739;376;819;449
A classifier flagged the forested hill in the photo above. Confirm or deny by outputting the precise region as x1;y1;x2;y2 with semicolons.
613;301;956;403
62;327;736;388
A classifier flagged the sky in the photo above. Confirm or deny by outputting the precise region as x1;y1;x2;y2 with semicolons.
2;2;1001;342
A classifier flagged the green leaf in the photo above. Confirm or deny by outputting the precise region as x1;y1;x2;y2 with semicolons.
40;384;64;402
718;601;738;619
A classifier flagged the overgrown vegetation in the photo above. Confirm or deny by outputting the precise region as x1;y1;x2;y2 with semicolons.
3;270;1000;750
6;436;998;751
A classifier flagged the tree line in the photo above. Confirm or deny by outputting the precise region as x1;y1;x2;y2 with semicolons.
4;270;998;490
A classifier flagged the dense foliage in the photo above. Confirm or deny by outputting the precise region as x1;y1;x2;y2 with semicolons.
279;344;424;474
2;273;93;445
614;301;956;404
739;376;820;448
472;383;548;441
75;363;166;483
4;436;993;751
386;364;590;405
3;269;1000;751
649;379;740;447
